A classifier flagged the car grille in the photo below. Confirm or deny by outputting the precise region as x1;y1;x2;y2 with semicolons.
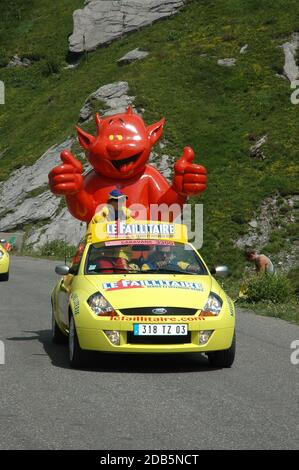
120;307;197;316
127;332;192;345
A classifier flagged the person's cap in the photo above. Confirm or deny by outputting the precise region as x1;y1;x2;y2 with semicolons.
108;189;128;200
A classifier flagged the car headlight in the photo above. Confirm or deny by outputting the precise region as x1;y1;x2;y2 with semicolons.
201;292;223;316
0;250;4;259
87;292;115;316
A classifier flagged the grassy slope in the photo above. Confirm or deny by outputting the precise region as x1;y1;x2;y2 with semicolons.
0;0;299;278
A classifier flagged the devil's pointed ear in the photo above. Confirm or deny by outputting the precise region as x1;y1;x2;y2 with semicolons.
147;118;165;145
76;127;95;150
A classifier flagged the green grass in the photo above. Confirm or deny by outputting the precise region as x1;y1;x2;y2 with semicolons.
237;300;299;324
0;0;299;318
222;274;299;324
21;239;77;262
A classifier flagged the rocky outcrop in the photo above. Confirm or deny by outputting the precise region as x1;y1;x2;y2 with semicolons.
0;137;85;250
235;194;299;273
249;135;268;160
0;139;73;216
281;33;299;83
239;44;248;54
149;149;175;183
117;48;149;65
26;208;86;249
7;55;32;68
217;58;236;67
69;0;185;53
79;81;136;122
0;191;60;231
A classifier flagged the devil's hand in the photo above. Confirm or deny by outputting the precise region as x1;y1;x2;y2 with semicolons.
173;147;207;196
48;151;84;195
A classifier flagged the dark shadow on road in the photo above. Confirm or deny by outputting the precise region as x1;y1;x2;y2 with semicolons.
7;329;222;373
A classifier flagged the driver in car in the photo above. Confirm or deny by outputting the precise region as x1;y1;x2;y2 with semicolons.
94;245;132;273
141;245;201;273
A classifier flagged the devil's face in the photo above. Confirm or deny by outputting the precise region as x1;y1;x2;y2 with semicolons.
77;109;165;179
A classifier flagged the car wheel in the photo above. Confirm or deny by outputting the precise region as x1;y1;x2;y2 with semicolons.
0;271;9;281
69;315;88;368
51;306;67;344
207;331;236;368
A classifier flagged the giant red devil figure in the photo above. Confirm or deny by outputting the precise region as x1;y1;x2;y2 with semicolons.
48;107;207;222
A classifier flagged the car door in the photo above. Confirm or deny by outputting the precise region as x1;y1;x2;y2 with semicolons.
57;242;86;328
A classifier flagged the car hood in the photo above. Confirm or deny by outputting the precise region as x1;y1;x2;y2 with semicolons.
84;274;220;310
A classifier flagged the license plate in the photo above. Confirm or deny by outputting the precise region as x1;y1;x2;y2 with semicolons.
133;324;188;336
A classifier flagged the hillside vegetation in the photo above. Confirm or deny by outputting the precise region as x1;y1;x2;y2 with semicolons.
0;0;298;283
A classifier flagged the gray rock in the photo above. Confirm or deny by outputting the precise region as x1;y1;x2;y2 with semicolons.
117;48;149;65
240;44;248;54
149;151;175;183
0;138;73;216
26;208;86;250
22;58;32;67
217;58;236;67
0;191;60;231
249;135;268;159
281;33;299;83
63;63;79;70
248;220;258;229
235;194;299;273
69;0;185;53
78;81;136;122
7;54;32;68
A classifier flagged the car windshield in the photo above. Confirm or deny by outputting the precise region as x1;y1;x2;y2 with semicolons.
85;240;207;275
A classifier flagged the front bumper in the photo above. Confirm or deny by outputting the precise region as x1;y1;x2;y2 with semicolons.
0;258;9;274
77;324;235;354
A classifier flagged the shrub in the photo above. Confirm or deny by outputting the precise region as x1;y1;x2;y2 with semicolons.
39;240;76;261
38;57;61;77
287;267;299;296
244;274;295;303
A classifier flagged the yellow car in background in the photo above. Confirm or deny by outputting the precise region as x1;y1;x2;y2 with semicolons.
0;239;9;281
51;221;236;369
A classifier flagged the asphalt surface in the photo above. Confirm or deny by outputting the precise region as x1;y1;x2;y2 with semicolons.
0;255;298;450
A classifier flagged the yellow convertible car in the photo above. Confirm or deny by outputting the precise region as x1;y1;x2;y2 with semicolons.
0;239;9;281
51;221;235;368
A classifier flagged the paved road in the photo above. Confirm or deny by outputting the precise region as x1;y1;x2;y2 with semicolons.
0;256;298;450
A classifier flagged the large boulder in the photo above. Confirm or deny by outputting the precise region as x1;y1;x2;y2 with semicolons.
281;33;299;82
26;208;86;249
117;48;149;66
0;191;60;231
69;0;185;53
0;138;73;216
79;81;136;122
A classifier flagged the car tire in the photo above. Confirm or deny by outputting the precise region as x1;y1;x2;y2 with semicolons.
51;306;67;344
207;331;236;368
0;271;9;281
69;315;88;368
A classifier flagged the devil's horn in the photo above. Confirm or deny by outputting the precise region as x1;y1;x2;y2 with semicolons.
126;105;133;115
95;113;102;133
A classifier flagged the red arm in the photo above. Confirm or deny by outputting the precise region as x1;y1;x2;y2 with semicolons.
48;150;96;222
172;147;207;197
153;147;207;207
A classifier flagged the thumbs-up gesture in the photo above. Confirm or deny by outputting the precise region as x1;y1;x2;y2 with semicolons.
48;150;84;195
173;147;207;196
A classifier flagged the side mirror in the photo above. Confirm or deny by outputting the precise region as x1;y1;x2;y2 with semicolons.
210;265;229;277
69;264;79;275
0;239;6;243
55;265;70;276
